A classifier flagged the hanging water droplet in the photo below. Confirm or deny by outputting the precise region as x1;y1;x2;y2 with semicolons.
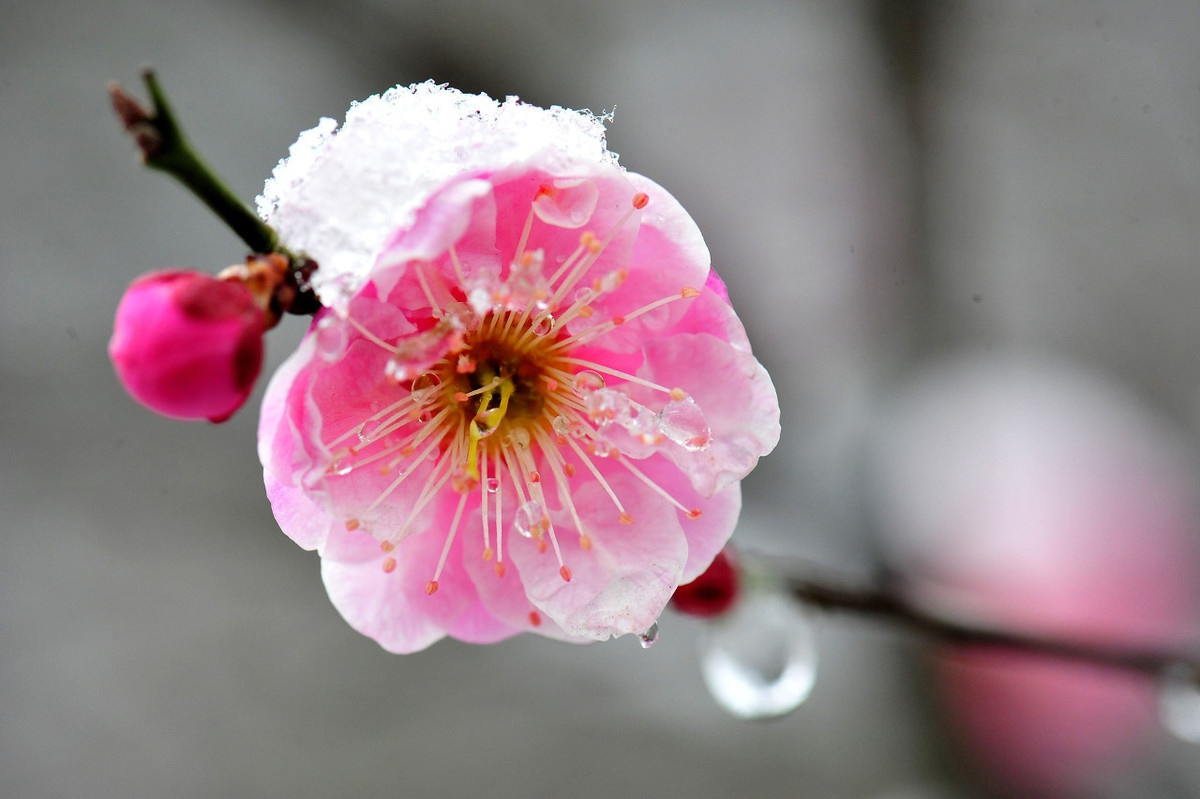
315;316;348;362
531;314;556;336
660;393;712;451
698;590;817;720
573;370;605;396
1159;664;1200;743
513;500;545;538
574;286;596;305
638;621;660;649
486;477;501;494
409;372;442;404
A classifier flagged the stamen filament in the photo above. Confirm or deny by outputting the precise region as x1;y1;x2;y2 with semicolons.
563;433;628;516
551;288;694;351
534;428;590;548
614;453;696;516
414;262;444;317
429;490;470;591
548;203;643;307
552;360;674;395
448;245;468;289
346;315;401;354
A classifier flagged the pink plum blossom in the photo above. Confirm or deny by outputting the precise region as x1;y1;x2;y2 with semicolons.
110;269;265;422
257;84;779;652
873;355;1200;797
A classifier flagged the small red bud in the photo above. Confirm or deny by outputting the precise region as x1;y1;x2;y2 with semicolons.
109;269;266;422
670;549;740;618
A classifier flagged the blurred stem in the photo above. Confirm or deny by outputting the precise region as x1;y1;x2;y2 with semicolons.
108;69;280;255
786;570;1198;679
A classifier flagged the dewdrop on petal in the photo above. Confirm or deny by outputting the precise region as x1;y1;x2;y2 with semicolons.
257;82;780;653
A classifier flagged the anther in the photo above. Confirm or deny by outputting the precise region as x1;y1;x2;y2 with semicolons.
632;192;650;209
456;355;476;374
528;611;542;627
579;534;592;551
425;580;439;595
669;387;687;402
380;540;396;553
686;508;703;520
494;561;506;578
454;391;469;403
382;557;397;573
559;565;573;582
529;470;541;483
345;518;361;532
619;512;634;525
680;286;700;298
482;547;494;561
564;463;577;478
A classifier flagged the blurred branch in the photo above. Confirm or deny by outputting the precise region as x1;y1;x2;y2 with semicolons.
786;571;1199;679
108;69;280;255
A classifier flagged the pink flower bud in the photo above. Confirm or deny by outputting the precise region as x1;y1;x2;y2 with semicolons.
109;270;266;422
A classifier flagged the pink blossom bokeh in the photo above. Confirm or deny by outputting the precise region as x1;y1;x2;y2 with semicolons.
874;355;1200;796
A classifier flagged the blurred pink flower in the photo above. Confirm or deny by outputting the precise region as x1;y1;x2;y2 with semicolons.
874;355;1200;797
258;84;779;652
110;269;265;422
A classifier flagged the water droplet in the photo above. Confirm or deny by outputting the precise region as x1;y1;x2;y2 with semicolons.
551;415;573;437
599;269;625;293
531;314;556;336
327;457;354;476
585;387;631;424
513;500;545;538
508;428;531;449
506;250;550;309
486;477;501;494
660;394;712;451
638;621;660;649
314;316;348;362
699;590;817;720
574;286;596;305
1159;664;1200;743
356;418;383;444
573;370;605;396
385;357;416;383
410;372;443;405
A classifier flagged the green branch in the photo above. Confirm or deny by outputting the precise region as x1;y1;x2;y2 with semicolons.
109;69;280;255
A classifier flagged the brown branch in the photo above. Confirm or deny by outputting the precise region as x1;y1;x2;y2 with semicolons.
786;573;1199;679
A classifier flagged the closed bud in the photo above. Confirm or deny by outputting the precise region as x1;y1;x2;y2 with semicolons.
109;269;265;422
671;549;740;618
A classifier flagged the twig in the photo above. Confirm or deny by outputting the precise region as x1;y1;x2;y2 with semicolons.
108;69;280;255
786;572;1200;679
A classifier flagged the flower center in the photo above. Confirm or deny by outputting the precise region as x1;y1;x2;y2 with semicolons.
322;187;714;600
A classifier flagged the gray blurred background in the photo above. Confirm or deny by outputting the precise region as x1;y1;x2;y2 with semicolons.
5;1;1200;796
